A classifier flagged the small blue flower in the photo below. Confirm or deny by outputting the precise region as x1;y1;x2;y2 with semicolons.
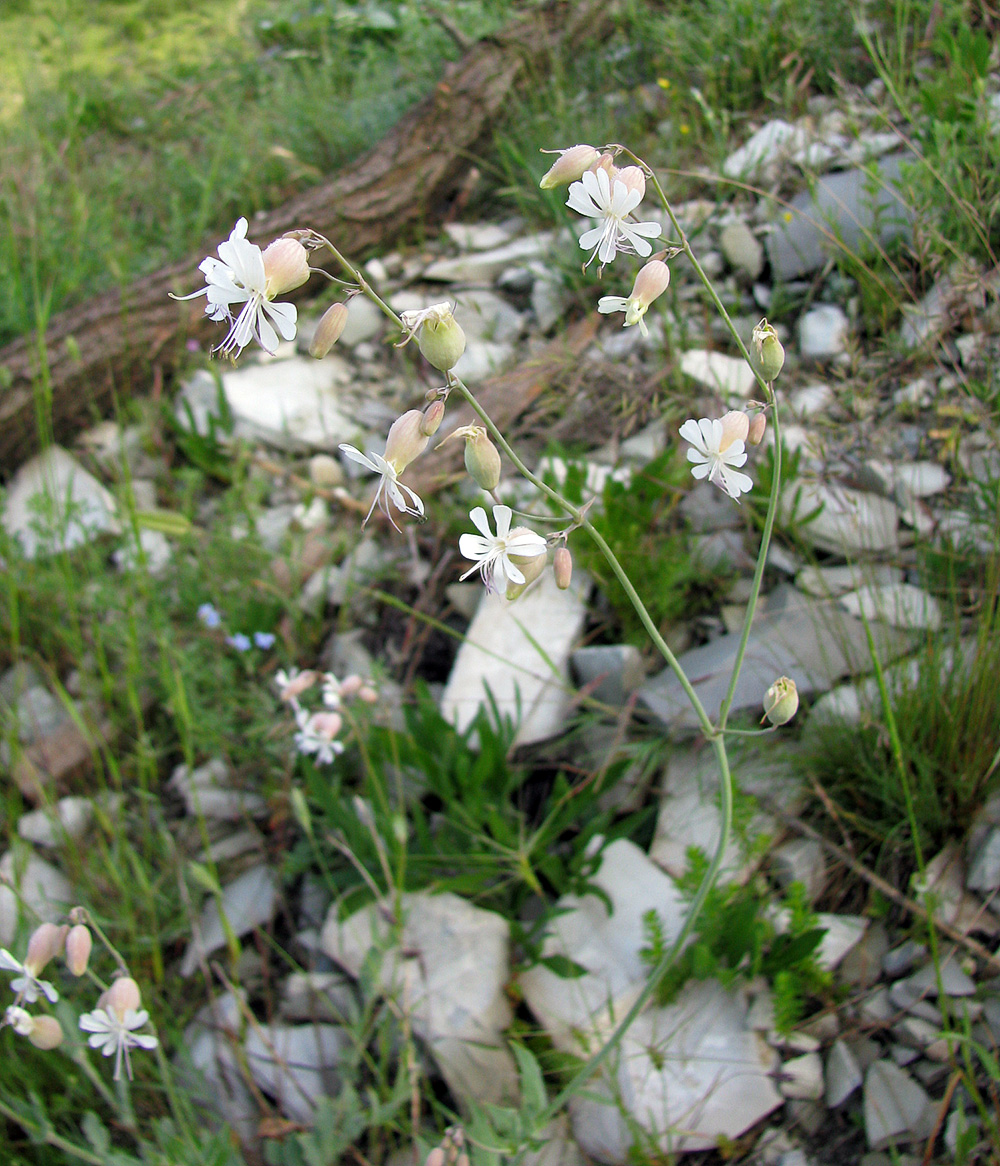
253;632;276;650
226;633;252;652
197;603;222;628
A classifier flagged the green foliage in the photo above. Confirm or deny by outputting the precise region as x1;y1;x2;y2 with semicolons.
642;860;829;1031
289;684;647;921
162;372;236;482
556;447;732;648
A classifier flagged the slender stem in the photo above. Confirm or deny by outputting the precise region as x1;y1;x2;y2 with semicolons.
0;1097;107;1166
718;397;782;729
313;234;404;331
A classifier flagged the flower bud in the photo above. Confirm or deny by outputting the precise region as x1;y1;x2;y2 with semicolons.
425;1149;446;1166
65;925;92;977
553;546;573;590
383;410;430;473
358;685;378;704
262;237;310;298
624;259;670;330
420;400;446;436
718;411;750;453
27;1015;63;1050
752;319;785;383
762;677;798;726
539;145;602;190
462;427;501;491
613;165;646;199
309;302;349;358
25;923;67;975
418;313;466;372
504;534;548;600
747;412;767;446
104;976;142;1019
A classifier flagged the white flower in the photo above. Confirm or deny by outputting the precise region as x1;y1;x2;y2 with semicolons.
79;1006;158;1081
171;218;297;357
338;445;424;530
459;505;547;595
321;673;343;709
4;1005;34;1035
275;668;318;705
0;948;58;1005
679;416;754;501
294;708;344;765
565;168;661;268
597;259;670;337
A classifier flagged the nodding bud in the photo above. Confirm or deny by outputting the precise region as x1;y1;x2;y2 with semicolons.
539;144;602;190
462;427;501;491
383;410;430;473
25;923;67;975
718;411;750;453
553;546;573;590
103;976;142;1020
27;1015;64;1050
504;535;548;600
420;400;446;436
624;259;671;330
752;318;785;383
309;302;349;357
762;677;799;726
65;925;92;977
262;237;311;298
425;1150;446;1166
418;314;466;372
613;165;646;199
747;412;767;446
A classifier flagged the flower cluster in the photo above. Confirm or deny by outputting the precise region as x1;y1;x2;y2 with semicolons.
275;667;377;766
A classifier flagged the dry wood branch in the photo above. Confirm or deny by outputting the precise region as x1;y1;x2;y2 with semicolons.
0;0;608;474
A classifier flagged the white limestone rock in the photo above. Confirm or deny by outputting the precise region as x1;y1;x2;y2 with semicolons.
826;1039;863;1107
320;890;515;1106
3;446;119;558
864;1060;933;1150
723;120;806;183
181;864;279;976
244;1023;345;1126
0;848;74;947
422;234;553;283
169;757;267;821
17;796;95;847
784;483;900;556
440;569;589;747
838;583;942;631
680;349;757;398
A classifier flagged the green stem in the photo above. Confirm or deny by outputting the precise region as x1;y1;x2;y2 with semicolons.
0;1097;107;1166
313;234;404;331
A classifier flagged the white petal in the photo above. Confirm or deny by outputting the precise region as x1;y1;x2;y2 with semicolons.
459;534;494;560
566;184;599;217
698;418;721;451
469;507;493;539
255;309;279;355
679;418;706;450
506;531;547;557
492;505;513;540
499;556;525;587
597;297;629;314
339;445;380;473
690;462;712;480
578;225;606;251
264;299;297;340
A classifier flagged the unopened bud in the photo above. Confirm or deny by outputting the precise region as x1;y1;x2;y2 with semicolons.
384;410;430;473
752;319;785;383
418;313;466;372
504;535;548;600
104;976;142;1019
25;923;67;975
762;677;798;726
539;144;602;190
613;165;646;199
27;1015;63;1050
553;546;573;590
65;925;92;977
425;1150;446;1166
309;302;349;357
262;237;310;297
462;427;501;491
718;411;750;453
420;400;446;436
747;412;767;446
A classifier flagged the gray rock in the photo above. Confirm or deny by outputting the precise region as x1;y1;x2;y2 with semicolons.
321;890;515;1106
308;453;344;489
720;220;764;279
679;481;743;532
181;992;258;1148
838;583;942;631
3;446;120;558
169;757;267;821
864;459;951;499
795;563;904;598
816;914;868;971
441;569;589;747
788;383;835;418
900;278;952;349
883;940;927;979
0;848;74;947
780;1052;824;1100
639;583;914;733
723;119;807;184
838;920;889;988
529;265;570;332
680;349;757;398
422;234;553;283
181;865;279;976
17;796;95;847
244;1023;345;1126
863;1061;933;1150
453;289;524;344
767;154;915;280
905;958;976;998
798;305;850;359
571;644;645;707
771;838;826;902
442;221;513;251
337;294;385;347
968;827;1000;893
826;1038;863;1107
785;483;900;556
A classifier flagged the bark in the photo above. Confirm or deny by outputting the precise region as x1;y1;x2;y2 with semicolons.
0;0;608;473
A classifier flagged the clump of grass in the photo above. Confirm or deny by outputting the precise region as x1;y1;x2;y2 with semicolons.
799;564;1000;870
